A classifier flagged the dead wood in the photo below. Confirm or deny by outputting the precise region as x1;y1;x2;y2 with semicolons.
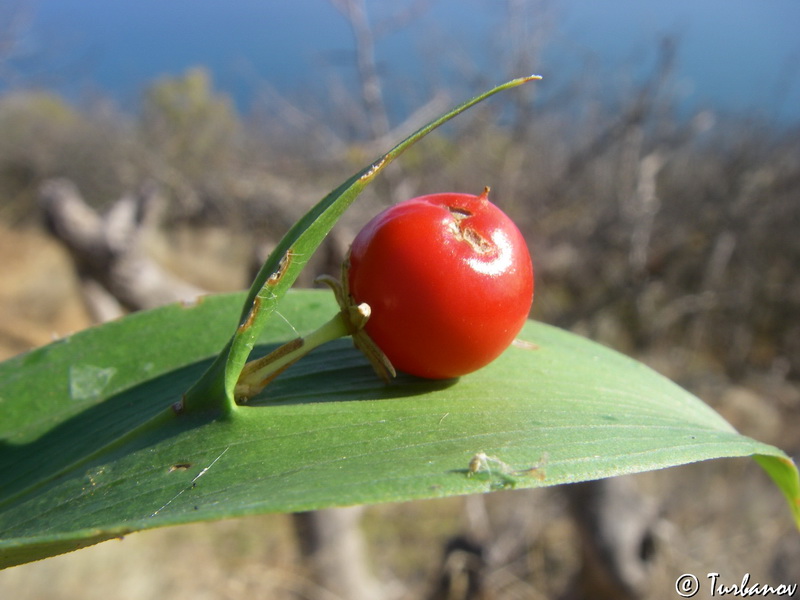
562;477;659;600
292;507;385;600
39;178;205;320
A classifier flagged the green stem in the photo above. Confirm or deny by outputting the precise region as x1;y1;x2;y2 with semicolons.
234;304;370;402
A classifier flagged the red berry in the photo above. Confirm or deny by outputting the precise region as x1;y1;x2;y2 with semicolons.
346;188;534;379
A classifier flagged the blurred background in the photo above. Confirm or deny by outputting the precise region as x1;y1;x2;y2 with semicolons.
0;1;798;598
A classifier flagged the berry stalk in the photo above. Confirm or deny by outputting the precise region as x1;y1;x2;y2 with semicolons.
234;274;395;402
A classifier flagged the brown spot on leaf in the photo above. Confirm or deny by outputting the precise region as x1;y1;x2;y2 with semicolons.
359;157;387;181
180;295;206;309
512;338;539;350
238;296;261;333
266;249;293;286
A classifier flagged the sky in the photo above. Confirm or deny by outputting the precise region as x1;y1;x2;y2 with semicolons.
4;0;800;125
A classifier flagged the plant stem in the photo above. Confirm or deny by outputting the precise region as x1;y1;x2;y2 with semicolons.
235;304;370;402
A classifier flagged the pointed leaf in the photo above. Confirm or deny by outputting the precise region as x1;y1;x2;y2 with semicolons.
1;290;797;569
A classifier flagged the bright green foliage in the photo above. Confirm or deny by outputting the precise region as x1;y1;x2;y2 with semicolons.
0;77;797;570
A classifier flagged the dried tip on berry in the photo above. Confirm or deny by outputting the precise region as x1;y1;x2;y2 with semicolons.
478;186;491;202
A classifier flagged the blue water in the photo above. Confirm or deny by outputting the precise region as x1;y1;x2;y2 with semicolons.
9;0;800;125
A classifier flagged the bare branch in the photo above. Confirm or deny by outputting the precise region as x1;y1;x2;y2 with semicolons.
39;178;205;315
330;0;390;140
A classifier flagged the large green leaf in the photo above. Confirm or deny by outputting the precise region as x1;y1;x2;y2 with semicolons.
1;76;797;570
0;290;798;569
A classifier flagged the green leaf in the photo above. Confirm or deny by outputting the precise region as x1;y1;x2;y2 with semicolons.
1;75;797;570
1;290;798;569
183;75;543;413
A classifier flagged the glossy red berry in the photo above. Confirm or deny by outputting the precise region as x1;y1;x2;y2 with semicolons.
346;188;534;379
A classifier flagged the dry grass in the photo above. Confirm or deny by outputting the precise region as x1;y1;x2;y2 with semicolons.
0;224;93;359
